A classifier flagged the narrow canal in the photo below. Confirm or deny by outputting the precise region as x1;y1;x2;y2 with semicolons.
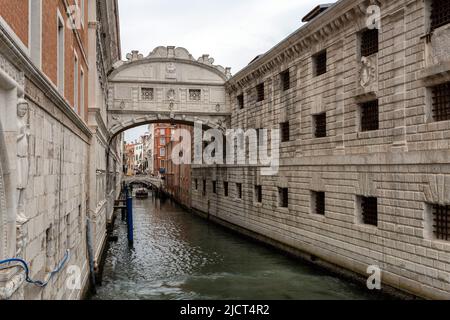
92;195;383;300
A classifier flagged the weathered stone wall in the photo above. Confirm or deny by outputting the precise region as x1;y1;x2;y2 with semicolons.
193;0;450;299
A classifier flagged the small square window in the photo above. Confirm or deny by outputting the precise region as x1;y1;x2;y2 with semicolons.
358;196;378;227
431;82;450;122
430;0;450;31
280;70;290;91
280;122;290;142
360;29;379;57
431;204;450;241
360;100;379;132
236;183;242;199
255;185;262;203
313;50;327;76
278;188;288;208
237;94;244;109
314;113;327;138
224;182;229;197
212;181;217;194
141;88;154;100
189;89;202;101
312;191;325;215
256;83;265;102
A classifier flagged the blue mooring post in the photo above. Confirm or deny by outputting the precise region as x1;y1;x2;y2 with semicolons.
126;193;134;245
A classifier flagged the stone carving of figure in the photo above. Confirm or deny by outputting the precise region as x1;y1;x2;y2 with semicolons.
16;99;30;225
360;56;377;88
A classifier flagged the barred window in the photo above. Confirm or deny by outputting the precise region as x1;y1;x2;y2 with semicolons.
431;82;450;122
360;100;379;132
203;180;207;196
278;188;288;208
314;113;327;138
224;182;229;197
280;122;290;142
280;69;291;91
141;88;154;101
237;94;244;109
432;204;450;241
189;89;202;101
360;197;378;227
213;181;217;194
360;29;379;57
430;0;450;31
256;83;265;102
236;183;242;199
195;179;198;190
312;191;325;215
313;50;327;76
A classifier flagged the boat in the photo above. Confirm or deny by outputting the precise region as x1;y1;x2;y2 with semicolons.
135;188;149;199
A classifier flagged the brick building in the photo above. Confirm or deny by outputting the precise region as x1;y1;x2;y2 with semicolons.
153;123;174;176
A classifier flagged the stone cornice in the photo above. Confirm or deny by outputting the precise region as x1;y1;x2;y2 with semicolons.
0;24;92;139
226;0;383;92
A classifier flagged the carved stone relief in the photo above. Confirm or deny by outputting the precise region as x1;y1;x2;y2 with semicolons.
359;55;378;91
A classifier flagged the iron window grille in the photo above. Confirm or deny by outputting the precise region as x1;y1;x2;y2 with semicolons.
203;180;206;196
280;70;291;91
313;50;327;76
255;185;262;203
141;88;154;101
314;113;327;138
278;188;289;208
195;179;198;190
224;182;229;197
360;100;379;132
280;122;290;142
189;89;202;101
432;204;450;241
360;29;379;57
237;94;244;109
361;197;378;227
236;183;243;199
430;0;450;31
256;83;265;102
431;82;450;122
213;181;217;194
313;191;325;215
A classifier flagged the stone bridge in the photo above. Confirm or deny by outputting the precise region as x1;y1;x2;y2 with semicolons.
107;46;232;140
123;176;164;189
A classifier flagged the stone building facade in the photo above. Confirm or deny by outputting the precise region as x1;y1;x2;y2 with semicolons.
0;0;122;300
191;0;450;299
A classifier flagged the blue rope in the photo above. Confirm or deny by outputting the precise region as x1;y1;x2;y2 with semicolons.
0;250;70;288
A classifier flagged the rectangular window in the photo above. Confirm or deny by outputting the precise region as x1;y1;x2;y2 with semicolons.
160;137;166;146
195;179;198;190
141;88;154;100
280;69;291;91
312;191;325;215
431;82;450;122
278;188;288;208
74;55;79;114
256;83;265;102
57;12;65;93
313;50;327;76
237;94;244;109
359;197;378;227
431;204;450;241
29;0;42;68
255;185;262;203
160;129;166;136
189;89;202;101
203;180;207;196
280;122;290;142
314;113;327;138
160;148;166;157
224;181;229;197
360;29;379;57
80;69;85;119
236;183;242;199
430;0;450;31
212;181;217;194
360;100;379;132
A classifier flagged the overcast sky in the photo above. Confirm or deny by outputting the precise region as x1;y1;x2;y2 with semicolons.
120;0;327;142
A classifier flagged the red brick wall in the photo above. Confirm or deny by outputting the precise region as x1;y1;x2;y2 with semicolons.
0;0;29;46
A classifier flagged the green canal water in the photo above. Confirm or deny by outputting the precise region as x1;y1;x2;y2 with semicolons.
92;197;385;300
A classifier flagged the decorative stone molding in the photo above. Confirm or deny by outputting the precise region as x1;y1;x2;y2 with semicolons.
359;55;378;90
355;172;377;197
422;175;450;205
429;24;450;66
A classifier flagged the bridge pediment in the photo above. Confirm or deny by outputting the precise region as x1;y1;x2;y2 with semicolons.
108;47;232;139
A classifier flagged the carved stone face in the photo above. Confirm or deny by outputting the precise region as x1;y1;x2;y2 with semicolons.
17;101;28;118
